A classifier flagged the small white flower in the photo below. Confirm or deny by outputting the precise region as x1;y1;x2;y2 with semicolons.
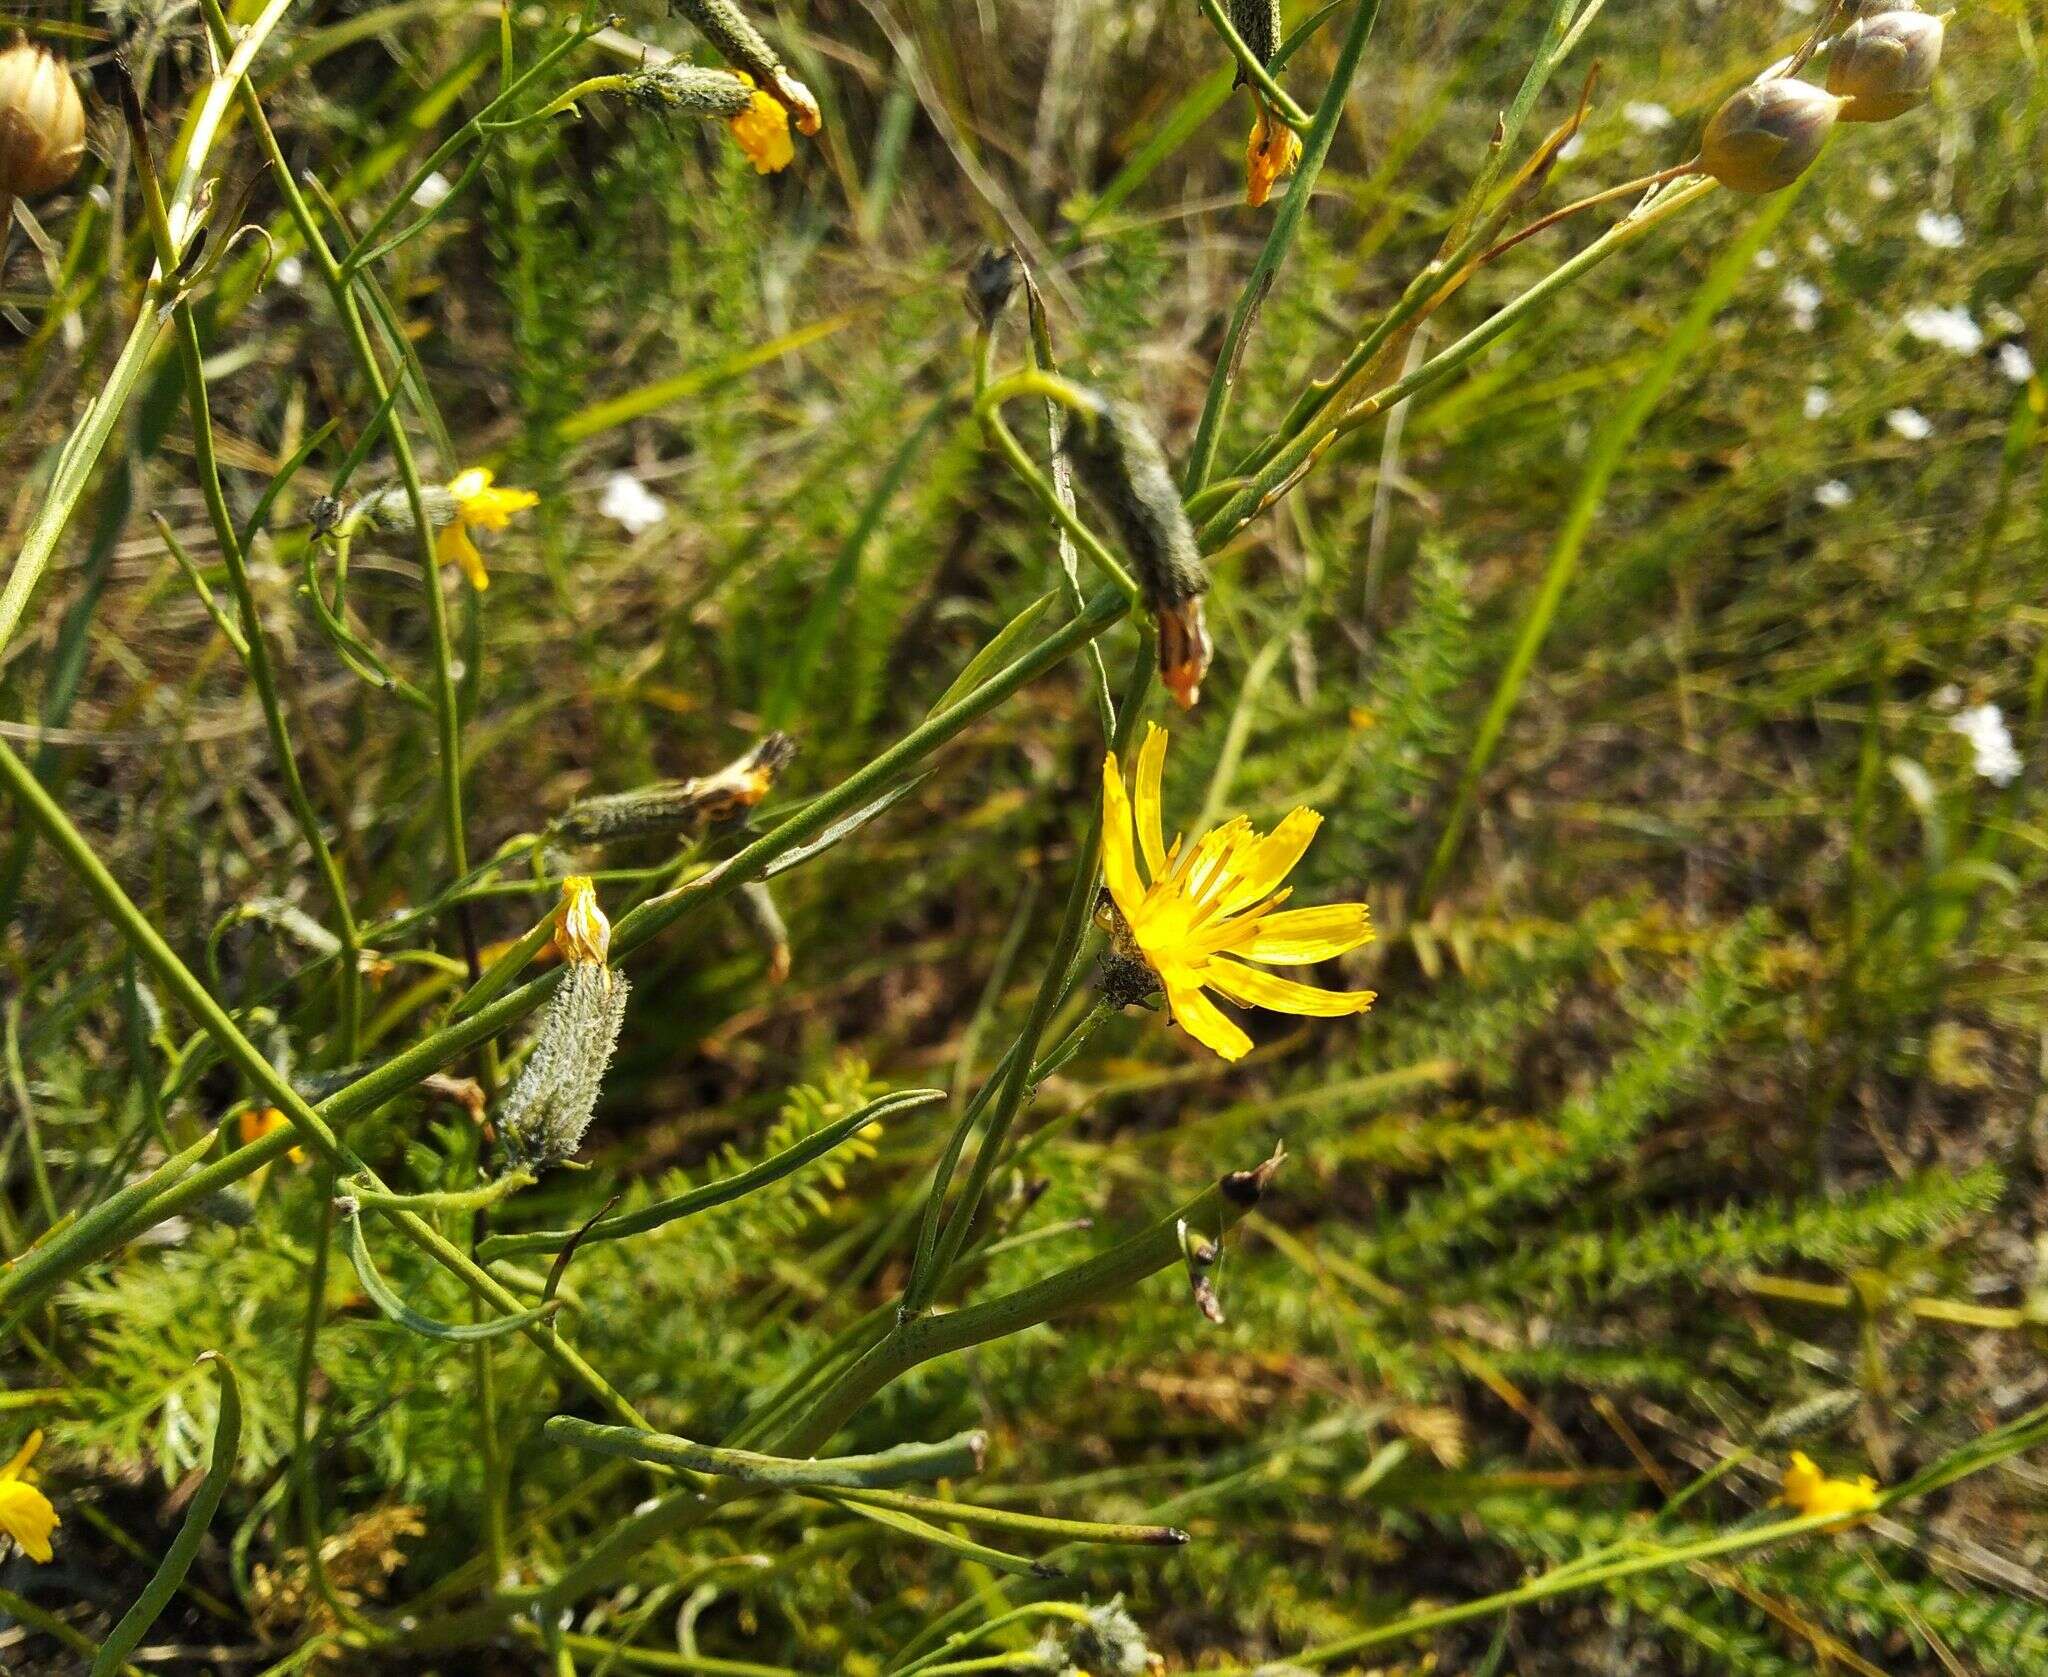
1932;683;1963;711
1866;169;1896;201
1803;386;1834;420
1914;209;1965;250
1902;304;1983;354
274;255;305;288
1804;232;1833;260
1996;342;2036;384
1782;279;1823;329
1814;479;1853;509
1623;100;1675;133
411;170;452;209
1557;131;1586;161
1887;407;1933;441
1950;704;2021;787
1753;246;1781;271
1785;0;1818;14
599;472;668;535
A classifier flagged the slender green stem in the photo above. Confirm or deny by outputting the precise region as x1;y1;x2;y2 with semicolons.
1182;0;1386;493
1196;0;1312;128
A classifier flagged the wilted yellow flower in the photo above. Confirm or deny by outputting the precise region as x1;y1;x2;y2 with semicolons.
1779;1451;1880;1522
1100;724;1375;1062
729;73;794;174
436;467;537;591
0;1431;59;1564
553;876;611;966
239;1105;305;1164
1245;98;1301;208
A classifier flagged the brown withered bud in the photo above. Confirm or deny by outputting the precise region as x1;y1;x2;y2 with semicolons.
1826;9;1948;122
964;245;1023;329
1228;0;1282;80
1060;399;1213;709
0;38;86;198
1699;79;1846;194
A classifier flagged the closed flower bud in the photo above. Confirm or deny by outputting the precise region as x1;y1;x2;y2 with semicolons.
553;876;611;966
965;244;1023;329
624;61;755;119
1826;9;1948;123
1061;399;1213;709
0;38;86;198
497;962;630;1172
557;733;795;844
1699;78;1845;194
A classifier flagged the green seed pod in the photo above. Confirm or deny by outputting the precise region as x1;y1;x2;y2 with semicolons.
1826;9;1947;122
497;963;630;1172
0;38;86;198
1228;0;1282;80
964;244;1023;329
1061;399;1213;709
1699;78;1845;194
623;61;755;119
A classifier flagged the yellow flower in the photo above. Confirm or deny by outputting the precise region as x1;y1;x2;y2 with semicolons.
0;1430;59;1563
1100;723;1375;1062
436;467;538;591
1779;1452;1880;1522
238;1105;305;1164
728;74;794;174
1245;97;1301;208
553;876;611;966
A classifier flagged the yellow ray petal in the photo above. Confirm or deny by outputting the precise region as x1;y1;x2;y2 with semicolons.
436;522;491;590
1177;816;1254;902
1166;979;1252;1062
0;1479;57;1563
1133;722;1170;884
1205;957;1375;1018
1239;901;1374;964
1099;754;1146;923
0;1430;41;1482
1218;808;1322;911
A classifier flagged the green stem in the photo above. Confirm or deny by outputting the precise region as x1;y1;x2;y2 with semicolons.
1182;0;1386;493
1196;0;1312;128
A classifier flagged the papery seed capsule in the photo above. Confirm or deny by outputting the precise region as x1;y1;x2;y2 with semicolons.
1699;78;1845;194
1061;399;1213;708
0;38;86;198
1826;9;1948;122
1228;0;1282;80
965;245;1023;329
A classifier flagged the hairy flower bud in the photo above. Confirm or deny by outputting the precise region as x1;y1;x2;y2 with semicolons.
0;39;86;198
496;962;629;1172
556;734;797;844
1699;79;1845;194
965;244;1023;329
1063;1598;1156;1677
624;61;756;119
1826;9;1948;123
315;482;459;542
1228;0;1282;78
669;0;820;133
1061;400;1213;709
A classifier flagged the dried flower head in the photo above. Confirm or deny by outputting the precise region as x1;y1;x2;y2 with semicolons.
0;1430;58;1564
1244;98;1301;207
0;39;86;198
728;72;794;173
1827;9;1948;122
1064;1598;1157;1677
965;244;1024;329
553;875;611;966
1099;724;1376;1062
1060;400;1212;709
1699;79;1845;194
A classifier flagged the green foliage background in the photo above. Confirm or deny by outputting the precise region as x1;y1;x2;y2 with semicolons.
1;0;2044;1670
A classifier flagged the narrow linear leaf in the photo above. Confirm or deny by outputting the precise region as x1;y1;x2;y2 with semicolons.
822;1492;1063;1580
342;1202;562;1342
547;1416;987;1489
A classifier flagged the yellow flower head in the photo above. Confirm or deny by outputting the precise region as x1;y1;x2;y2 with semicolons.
0;1430;59;1564
237;1105;307;1164
1100;724;1375;1062
1779;1452;1880;1522
1245;98;1302;208
436;467;538;591
729;73;794;174
554;876;611;967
